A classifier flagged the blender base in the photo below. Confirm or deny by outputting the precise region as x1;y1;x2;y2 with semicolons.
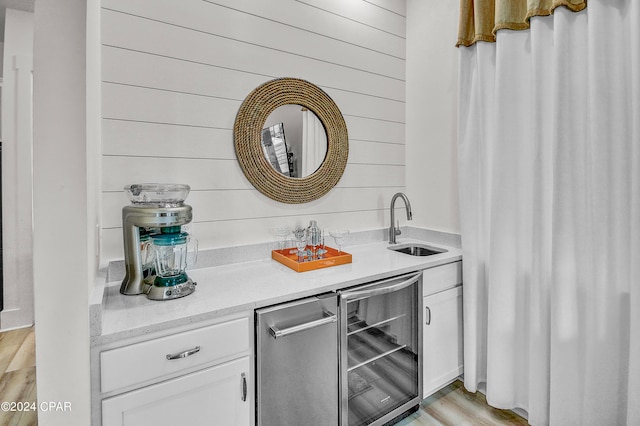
145;278;196;301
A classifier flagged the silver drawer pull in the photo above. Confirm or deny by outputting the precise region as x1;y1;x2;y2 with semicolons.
425;306;431;325
166;346;201;360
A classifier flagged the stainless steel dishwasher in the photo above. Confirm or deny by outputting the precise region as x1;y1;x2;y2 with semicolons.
256;293;339;426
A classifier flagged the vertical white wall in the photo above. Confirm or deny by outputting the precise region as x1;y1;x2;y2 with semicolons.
87;0;102;282
0;42;4;75
1;9;34;331
0;42;3;140
33;0;96;424
405;0;460;234
100;0;408;262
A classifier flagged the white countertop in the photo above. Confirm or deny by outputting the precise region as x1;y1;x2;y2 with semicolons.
91;238;462;346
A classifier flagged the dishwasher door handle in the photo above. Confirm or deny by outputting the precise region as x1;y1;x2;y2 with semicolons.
269;311;337;339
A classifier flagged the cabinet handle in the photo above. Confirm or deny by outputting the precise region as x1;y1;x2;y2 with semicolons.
166;346;200;360
340;271;421;300
241;373;247;402
425;306;431;325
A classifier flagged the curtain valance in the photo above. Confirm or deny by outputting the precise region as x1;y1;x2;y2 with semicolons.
457;0;587;47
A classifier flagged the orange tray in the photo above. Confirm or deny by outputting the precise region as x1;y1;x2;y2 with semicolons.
272;246;352;272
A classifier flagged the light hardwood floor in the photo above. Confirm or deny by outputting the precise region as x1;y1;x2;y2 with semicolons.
396;381;528;426
0;326;37;426
0;327;527;426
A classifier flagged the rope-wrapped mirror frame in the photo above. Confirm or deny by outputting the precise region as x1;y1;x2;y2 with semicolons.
234;78;349;204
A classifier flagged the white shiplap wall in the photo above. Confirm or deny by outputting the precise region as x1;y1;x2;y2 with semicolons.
100;0;406;261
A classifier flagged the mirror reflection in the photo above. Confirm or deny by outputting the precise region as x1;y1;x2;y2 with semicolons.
261;105;328;178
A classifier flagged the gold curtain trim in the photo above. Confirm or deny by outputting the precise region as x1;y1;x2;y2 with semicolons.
457;0;587;47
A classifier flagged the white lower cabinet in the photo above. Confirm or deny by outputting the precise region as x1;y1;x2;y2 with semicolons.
97;315;252;426
102;356;250;426
422;285;464;398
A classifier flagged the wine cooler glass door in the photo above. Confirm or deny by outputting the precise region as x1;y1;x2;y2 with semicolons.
339;271;423;426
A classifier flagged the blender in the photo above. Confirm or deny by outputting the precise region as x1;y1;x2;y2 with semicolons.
120;183;197;300
148;226;198;300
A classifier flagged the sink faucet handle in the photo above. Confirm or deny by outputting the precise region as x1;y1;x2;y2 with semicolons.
395;220;402;236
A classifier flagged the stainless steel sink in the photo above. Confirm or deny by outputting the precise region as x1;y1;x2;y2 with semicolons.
388;243;447;257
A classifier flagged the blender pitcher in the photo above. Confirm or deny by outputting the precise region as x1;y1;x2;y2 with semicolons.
149;226;198;297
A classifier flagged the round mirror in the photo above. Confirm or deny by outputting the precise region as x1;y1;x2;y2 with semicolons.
234;78;348;204
261;105;327;178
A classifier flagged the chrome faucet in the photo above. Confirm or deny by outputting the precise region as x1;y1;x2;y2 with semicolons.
389;192;412;244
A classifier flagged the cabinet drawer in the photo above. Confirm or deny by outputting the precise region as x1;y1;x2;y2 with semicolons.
422;261;462;296
101;317;249;394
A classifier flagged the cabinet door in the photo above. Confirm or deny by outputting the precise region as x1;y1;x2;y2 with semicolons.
102;357;250;426
422;286;463;398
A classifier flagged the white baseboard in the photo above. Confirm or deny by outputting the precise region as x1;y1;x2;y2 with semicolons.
0;308;34;332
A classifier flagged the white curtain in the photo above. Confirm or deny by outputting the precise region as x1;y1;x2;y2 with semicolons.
301;109;327;176
458;2;639;425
